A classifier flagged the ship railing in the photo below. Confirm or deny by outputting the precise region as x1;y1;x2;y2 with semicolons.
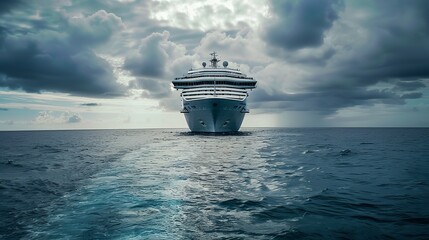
182;89;247;95
182;87;248;93
182;94;247;98
174;74;254;80
173;82;256;88
183;95;246;101
182;91;247;96
187;69;242;75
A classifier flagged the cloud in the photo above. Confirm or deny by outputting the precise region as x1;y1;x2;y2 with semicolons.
195;30;270;66
248;0;429;115
68;10;124;46
0;0;428;124
394;81;426;91
124;31;195;100
0;1;22;14
0;8;126;97
400;92;422;99
264;0;343;51
147;0;268;31
0;120;14;125
35;111;82;124
35;111;57;124
129;78;172;99
250;84;405;114
124;31;170;78
67;113;81;123
80;103;100;106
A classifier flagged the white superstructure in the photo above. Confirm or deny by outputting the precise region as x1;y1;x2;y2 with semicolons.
172;52;257;132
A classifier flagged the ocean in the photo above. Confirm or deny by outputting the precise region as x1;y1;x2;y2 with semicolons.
0;128;428;239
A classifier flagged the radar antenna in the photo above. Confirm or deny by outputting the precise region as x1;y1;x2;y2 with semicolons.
210;51;220;68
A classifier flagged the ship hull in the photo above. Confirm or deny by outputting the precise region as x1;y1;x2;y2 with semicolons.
182;98;247;132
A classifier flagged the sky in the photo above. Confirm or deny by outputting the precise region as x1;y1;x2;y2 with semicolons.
0;0;428;130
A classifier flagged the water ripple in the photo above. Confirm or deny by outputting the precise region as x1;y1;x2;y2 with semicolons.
0;128;428;239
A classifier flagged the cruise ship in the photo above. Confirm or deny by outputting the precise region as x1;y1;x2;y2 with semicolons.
172;52;257;132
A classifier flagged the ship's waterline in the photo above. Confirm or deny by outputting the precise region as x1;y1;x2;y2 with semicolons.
183;98;247;132
172;52;257;132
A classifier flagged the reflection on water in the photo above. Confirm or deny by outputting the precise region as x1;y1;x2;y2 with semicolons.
0;128;428;239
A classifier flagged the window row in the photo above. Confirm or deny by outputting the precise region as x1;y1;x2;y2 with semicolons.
174;75;254;80
174;81;256;86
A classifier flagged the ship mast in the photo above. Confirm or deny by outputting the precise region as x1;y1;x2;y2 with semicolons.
210;52;220;68
210;52;219;96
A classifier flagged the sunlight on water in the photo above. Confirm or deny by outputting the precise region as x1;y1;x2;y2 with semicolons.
1;128;428;239
27;131;303;239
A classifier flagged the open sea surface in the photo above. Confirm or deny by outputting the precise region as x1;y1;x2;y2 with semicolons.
0;128;428;239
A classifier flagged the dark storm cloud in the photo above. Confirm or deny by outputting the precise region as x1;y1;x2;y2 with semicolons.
80;103;100;106
394;81;426;91
1;0;201;101
123;32;169;78
250;87;404;114
316;1;429;91
1;0;428;117
0;33;126;96
123;28;196;103
400;92;422;99
0;5;126;97
264;0;343;51
256;0;429;114
0;0;22;14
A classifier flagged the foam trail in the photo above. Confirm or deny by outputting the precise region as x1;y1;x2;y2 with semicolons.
29;141;189;239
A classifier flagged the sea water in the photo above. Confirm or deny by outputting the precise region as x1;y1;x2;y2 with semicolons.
0;128;428;239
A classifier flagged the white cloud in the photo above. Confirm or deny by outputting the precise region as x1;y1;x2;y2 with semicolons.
34;111;82;124
148;0;268;31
